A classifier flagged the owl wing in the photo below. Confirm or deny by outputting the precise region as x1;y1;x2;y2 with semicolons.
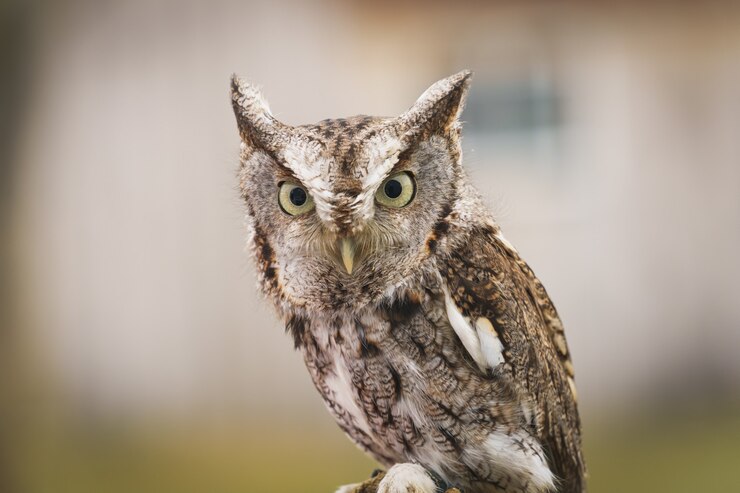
441;224;586;492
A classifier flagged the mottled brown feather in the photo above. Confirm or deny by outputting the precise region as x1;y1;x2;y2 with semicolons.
443;225;586;493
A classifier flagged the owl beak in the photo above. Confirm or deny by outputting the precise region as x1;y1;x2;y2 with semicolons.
339;238;356;274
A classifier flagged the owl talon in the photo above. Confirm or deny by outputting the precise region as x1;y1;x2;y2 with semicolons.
335;469;386;493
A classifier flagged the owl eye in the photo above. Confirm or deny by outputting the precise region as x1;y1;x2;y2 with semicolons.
375;171;416;208
278;181;315;216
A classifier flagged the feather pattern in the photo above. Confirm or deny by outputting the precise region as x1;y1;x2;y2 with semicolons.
442;222;586;493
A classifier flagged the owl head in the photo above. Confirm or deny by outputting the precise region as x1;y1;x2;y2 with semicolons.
231;71;473;314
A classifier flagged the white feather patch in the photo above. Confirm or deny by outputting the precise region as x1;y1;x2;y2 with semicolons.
443;286;505;371
484;430;555;492
361;136;402;191
474;317;505;367
323;352;373;436
443;287;486;371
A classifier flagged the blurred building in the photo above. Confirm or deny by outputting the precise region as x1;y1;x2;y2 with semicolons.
7;0;740;426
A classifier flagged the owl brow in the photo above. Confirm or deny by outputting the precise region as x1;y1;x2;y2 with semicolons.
388;147;415;175
270;152;316;187
274;165;305;186
259;129;328;184
376;136;421;184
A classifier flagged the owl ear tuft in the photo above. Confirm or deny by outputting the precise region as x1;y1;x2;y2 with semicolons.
400;70;472;136
230;74;288;153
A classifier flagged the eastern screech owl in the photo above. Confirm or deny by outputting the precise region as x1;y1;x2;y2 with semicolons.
230;71;586;493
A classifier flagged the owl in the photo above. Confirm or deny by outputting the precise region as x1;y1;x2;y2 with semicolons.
230;71;586;493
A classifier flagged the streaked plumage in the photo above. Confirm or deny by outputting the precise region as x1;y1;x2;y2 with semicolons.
230;71;586;493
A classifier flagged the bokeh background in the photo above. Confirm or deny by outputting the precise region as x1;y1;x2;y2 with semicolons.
2;1;740;492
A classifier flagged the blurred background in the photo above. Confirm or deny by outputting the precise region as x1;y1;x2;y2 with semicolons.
2;1;740;492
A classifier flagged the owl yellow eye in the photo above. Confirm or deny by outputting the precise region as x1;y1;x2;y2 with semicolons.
375;171;416;208
278;182;315;216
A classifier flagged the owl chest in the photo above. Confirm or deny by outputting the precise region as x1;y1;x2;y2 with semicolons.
297;299;503;467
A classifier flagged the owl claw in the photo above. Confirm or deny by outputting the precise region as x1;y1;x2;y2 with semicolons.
335;469;386;493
